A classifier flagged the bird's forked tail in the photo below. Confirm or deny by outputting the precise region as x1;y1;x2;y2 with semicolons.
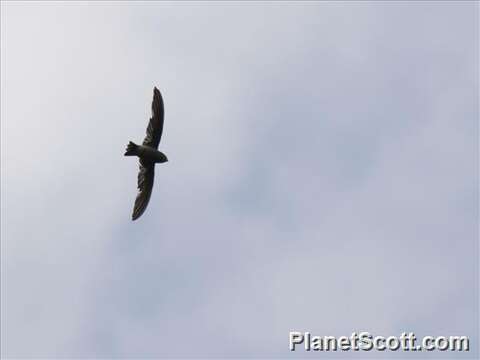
124;141;139;156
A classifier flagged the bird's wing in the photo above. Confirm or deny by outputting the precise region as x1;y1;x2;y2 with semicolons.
132;161;155;220
142;87;164;149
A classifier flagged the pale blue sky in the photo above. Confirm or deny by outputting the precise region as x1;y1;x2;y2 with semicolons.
1;2;478;358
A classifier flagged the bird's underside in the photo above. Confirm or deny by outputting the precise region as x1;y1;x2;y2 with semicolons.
124;87;166;221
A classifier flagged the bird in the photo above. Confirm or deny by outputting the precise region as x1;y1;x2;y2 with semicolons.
124;87;168;220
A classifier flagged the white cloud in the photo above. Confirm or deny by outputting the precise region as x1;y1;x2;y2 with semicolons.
1;2;477;358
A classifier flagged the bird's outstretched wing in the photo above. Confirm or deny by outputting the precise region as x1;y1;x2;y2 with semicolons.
143;87;164;149
132;160;155;220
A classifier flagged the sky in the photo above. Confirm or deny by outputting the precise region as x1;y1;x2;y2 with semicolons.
1;1;478;359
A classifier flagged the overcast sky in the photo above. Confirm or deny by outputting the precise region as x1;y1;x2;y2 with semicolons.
1;1;478;359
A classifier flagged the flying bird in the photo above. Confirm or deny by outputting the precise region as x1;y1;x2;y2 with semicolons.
124;87;168;220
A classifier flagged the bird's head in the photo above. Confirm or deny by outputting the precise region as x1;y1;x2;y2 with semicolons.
156;151;168;163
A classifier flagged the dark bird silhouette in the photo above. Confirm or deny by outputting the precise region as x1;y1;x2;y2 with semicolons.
124;87;168;220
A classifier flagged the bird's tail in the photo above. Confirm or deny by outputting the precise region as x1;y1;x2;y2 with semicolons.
124;141;139;156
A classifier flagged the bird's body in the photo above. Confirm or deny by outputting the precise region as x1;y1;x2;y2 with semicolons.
126;143;168;164
124;87;168;220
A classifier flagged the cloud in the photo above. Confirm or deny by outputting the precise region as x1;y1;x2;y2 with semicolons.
1;2;477;358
